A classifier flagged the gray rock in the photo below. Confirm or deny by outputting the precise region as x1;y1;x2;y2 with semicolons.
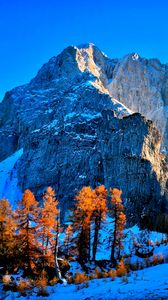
0;44;167;226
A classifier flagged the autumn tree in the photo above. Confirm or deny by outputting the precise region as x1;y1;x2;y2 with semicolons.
72;186;95;262
38;187;59;262
109;188;126;266
0;199;16;265
92;185;108;261
64;224;73;256
16;189;40;271
38;186;64;282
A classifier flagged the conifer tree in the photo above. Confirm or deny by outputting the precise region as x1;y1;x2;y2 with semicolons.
16;189;40;271
92;185;108;261
72;186;95;262
109;188;126;266
37;187;64;282
38;187;59;261
0;199;16;264
64;224;73;256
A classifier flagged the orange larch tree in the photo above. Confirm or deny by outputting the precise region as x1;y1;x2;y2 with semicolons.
38;187;59;259
0;199;16;265
109;188;126;266
64;224;73;256
92;185;108;261
72;186;95;262
16;189;40;271
38;186;63;282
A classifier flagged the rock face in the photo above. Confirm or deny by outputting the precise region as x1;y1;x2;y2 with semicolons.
0;44;167;226
105;53;168;152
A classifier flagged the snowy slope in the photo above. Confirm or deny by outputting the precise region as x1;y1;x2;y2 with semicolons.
0;149;23;207
2;264;168;299
90;217;167;261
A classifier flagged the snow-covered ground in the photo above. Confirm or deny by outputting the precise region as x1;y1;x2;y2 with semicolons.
90;217;167;261
1;220;168;299
0;149;23;207
2;264;168;299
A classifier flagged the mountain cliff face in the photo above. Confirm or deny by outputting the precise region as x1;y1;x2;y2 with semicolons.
0;44;167;226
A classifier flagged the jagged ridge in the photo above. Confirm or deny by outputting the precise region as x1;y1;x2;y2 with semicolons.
0;44;167;227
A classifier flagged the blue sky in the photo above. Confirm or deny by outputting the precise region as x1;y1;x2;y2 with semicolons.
0;0;167;100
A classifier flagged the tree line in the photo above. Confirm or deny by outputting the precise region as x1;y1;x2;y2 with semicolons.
0;185;126;278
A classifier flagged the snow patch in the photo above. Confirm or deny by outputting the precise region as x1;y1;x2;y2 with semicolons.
0;149;23;207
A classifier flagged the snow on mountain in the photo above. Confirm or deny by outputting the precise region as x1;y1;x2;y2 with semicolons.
0;149;23;207
0;44;167;227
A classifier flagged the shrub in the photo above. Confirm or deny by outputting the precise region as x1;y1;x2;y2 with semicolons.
2;274;11;285
17;279;31;296
101;272;108;278
94;267;102;279
74;272;88;284
89;272;98;280
157;253;164;264
152;254;158;266
116;259;127;277
49;276;58;286
17;279;30;290
36;270;48;288
151;253;164;266
108;270;117;280
2;274;17;292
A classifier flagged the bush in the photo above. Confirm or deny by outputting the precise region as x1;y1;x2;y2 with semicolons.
152;254;158;266
95;267;105;279
2;274;17;292
108;270;117;280
17;279;30;290
74;272;88;284
17;279;31;296
157;253;164;264
151;253;164;266
89;272;98;280
2;274;11;285
49;276;58;286
116;259;127;277
101;272;108;278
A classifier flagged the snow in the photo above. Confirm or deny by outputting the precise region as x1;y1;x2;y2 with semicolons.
64;112;76;121
0;149;23;207
78;175;87;179
45;108;53;114
90;217;168;261
65;112;101;122
47;119;58;129
111;98;133;115
132;53;139;60
81;112;101;120
52;264;168;300
3;264;168;299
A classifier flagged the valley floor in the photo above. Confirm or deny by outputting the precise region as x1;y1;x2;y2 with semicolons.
2;264;168;300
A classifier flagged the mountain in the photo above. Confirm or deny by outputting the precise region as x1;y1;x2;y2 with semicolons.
0;44;167;227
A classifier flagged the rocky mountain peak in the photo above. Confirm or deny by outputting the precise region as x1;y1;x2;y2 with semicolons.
0;44;167;227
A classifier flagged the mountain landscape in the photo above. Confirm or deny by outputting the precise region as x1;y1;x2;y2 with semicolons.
0;44;167;227
0;44;168;299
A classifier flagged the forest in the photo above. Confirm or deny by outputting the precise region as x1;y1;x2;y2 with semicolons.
0;186;166;296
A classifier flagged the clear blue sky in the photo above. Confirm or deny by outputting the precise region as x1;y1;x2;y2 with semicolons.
0;0;168;100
